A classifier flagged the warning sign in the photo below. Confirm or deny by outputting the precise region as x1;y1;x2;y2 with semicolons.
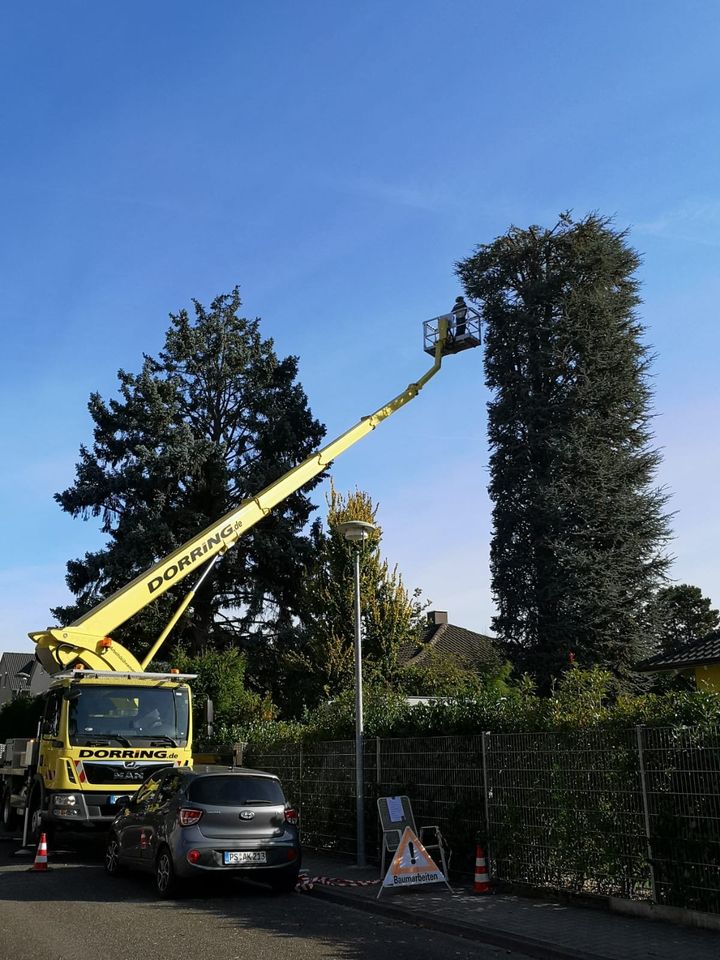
382;827;446;889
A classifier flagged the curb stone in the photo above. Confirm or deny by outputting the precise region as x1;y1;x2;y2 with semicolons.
302;882;619;960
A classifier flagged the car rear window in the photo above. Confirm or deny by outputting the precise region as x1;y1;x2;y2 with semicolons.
189;775;286;807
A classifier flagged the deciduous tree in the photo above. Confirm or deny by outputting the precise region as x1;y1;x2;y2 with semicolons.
273;485;426;714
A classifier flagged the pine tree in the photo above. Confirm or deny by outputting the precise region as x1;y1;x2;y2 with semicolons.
648;584;719;657
456;214;671;688
53;288;326;658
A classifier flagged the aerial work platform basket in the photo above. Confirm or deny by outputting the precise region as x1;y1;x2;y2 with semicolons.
423;296;481;357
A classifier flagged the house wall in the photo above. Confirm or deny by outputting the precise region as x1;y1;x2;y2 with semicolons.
0;659;17;708
695;664;720;692
29;661;51;696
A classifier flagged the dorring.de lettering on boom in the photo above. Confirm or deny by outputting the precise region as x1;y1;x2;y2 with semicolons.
146;524;235;593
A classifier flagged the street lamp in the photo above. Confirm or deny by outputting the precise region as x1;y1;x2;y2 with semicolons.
337;518;378;867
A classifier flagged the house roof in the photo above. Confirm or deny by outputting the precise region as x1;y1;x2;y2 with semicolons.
635;632;720;673
400;612;501;671
0;652;36;691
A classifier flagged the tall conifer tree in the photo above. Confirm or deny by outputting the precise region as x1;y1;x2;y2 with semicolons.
53;288;326;657
456;214;671;687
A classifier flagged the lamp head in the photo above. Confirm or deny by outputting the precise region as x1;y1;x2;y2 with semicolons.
337;520;378;544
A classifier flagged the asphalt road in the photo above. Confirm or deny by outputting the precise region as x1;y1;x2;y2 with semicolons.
0;835;527;960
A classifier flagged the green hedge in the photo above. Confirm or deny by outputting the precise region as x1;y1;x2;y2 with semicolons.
224;667;720;750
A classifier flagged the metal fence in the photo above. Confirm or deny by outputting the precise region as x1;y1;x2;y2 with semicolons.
246;725;720;915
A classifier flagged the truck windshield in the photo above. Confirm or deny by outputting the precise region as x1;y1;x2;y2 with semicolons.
68;685;190;747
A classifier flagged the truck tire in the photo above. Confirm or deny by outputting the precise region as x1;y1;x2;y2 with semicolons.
27;786;46;846
2;786;18;831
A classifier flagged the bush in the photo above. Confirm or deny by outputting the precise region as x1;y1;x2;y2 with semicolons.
168;646;274;745
0;694;43;741
228;666;720;751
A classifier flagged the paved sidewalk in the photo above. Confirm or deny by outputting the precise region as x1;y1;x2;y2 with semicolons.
300;851;719;960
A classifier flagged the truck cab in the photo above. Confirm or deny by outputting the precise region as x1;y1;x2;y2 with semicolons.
11;671;193;842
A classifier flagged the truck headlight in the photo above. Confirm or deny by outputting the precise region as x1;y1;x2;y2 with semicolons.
53;794;78;807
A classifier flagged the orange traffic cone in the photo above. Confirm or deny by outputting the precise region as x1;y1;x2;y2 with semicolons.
29;832;50;872
473;843;490;893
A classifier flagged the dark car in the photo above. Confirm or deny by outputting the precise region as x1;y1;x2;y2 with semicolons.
105;765;301;897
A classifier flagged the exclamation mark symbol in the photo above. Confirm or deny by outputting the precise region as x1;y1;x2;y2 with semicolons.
409;841;417;865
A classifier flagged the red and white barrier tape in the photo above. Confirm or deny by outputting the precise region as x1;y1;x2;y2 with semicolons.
296;871;381;891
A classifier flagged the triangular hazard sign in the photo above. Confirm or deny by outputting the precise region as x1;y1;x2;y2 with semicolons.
382;827;445;888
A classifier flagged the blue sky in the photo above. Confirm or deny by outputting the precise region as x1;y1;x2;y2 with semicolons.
1;2;719;659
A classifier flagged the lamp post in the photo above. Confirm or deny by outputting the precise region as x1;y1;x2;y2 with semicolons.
337;519;377;867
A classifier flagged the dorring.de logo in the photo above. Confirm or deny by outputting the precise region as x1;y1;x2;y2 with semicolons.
78;749;178;759
147;524;235;593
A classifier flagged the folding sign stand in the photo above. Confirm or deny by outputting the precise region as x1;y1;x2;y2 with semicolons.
378;826;452;898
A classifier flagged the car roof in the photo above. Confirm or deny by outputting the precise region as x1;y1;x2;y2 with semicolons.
188;765;281;780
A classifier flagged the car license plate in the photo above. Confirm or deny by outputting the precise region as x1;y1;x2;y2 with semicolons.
223;851;267;865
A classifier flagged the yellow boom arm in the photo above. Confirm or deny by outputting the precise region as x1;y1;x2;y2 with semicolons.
31;320;451;674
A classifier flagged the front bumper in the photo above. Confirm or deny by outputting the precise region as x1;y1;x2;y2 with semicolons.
45;791;123;827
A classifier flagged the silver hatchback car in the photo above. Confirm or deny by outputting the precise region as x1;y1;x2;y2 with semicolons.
105;766;301;897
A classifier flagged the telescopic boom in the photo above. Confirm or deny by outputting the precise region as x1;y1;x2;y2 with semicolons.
30;304;480;675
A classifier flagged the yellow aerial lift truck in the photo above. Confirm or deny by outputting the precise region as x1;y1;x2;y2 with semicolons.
0;304;480;845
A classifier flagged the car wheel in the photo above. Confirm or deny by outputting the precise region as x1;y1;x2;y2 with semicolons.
105;834;124;876
155;847;179;898
269;866;300;894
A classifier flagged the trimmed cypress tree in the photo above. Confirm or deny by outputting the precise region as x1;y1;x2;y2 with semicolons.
456;214;671;688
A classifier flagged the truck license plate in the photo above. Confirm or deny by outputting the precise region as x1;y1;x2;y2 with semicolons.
223;851;267;865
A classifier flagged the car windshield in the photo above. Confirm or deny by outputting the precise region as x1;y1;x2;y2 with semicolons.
189;776;285;807
68;685;190;747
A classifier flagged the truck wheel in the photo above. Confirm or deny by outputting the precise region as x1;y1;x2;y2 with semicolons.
155;847;180;898
27;789;45;846
2;787;18;831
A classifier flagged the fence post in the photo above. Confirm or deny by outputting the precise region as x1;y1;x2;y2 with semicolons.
481;730;491;872
635;725;657;903
376;737;381;786
298;742;303;822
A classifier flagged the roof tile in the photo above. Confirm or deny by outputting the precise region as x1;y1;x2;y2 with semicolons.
635;632;720;672
400;622;500;670
0;652;35;690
